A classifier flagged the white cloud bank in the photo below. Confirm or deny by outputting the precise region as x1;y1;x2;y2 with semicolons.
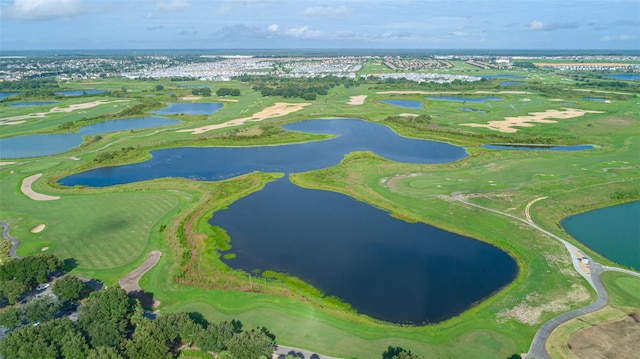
3;0;84;20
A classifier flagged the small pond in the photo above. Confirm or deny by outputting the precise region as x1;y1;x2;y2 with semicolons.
583;97;606;102
606;74;640;81
482;74;526;79
211;177;517;324
7;101;58;107
55;89;109;96
562;201;640;270
426;96;503;103
380;99;423;108
0;92;20;100
152;102;223;115
0;117;179;159
458;107;487;113
482;144;594;151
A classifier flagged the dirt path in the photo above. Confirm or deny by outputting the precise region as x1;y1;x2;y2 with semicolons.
21;174;60;201
525;196;548;223
118;250;162;308
0;222;21;258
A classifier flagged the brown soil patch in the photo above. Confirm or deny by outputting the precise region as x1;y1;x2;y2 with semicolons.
178;102;311;134
569;313;640;359
0;100;128;124
21;174;60;201
118;250;162;308
498;284;590;325
30;224;46;233
461;108;604;133
347;95;367;105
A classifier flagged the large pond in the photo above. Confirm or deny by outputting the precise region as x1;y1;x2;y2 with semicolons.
562;201;639;270
152;102;223;115
482;144;593;151
380;99;423;108
0;117;179;159
7;101;58;107
426;96;503;103
482;74;526;79
211;177;517;324
606;74;640;81
0;92;20;100
58;118;518;324
55;89;109;96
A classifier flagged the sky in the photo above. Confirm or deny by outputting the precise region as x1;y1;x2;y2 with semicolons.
1;0;639;51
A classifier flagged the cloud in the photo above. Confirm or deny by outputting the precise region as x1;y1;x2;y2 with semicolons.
3;0;84;20
267;24;279;32
303;5;352;17
284;25;324;38
146;25;164;31
178;29;197;36
525;20;579;31
600;34;637;42
156;0;189;11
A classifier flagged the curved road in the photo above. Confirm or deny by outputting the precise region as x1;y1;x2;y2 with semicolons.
450;193;639;359
0;221;21;258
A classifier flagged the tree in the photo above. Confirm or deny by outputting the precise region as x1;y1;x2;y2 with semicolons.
196;320;240;352
0;280;28;304
79;287;137;348
86;346;124;359
225;327;275;359
53;275;88;302
23;297;60;324
382;346;424;359
0;306;23;330
155;85;164;91
123;320;172;359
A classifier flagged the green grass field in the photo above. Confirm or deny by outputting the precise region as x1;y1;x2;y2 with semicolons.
0;62;638;358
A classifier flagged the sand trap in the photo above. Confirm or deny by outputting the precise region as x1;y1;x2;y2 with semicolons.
218;98;239;102
181;96;201;101
347;95;367;105
178;102;311;134
41;247;49;251
30;224;46;233
0;162;16;166
0;100;129;124
399;113;419;117
520;98;531;102
21;174;60;201
461;108;604;133
377;90;532;95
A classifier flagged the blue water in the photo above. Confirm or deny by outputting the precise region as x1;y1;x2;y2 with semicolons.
458;107;487;113
59;119;468;187
427;96;503;103
212;177;517;324
583;97;606;102
562;201;640;270
482;144;594;151
180;84;212;88
152;102;223;115
8;101;58;107
606;74;640;81
55;89;109;96
0;92;19;100
0;117;179;159
380;99;423;108
499;81;524;86
482;74;526;79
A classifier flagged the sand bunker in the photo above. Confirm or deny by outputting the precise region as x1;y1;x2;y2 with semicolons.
399;113;419;117
218;98;239;102
21;174;60;201
178;102;311;135
30;224;46;233
461;108;604;133
181;96;201;101
0;100;129;124
347;95;367;105
0;162;16;166
376;90;532;95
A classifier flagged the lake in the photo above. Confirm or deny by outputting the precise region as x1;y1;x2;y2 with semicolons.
59;119;468;187
458;107;486;113
606;74;640;81
562;201;640;270
426;96;503;103
152;102;223;115
0;92;19;100
0;117;179;159
482;144;593;151
211;177;518;324
8;101;58;107
380;99;423;108
499;81;524;86
482;74;525;79
55;89;109;96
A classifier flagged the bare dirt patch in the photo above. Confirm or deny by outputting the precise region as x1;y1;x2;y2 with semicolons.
461;108;604;133
118;250;162;308
568;313;640;359
0;100;129;124
21;174;60;201
30;224;46;233
347;95;367;105
178;102;311;134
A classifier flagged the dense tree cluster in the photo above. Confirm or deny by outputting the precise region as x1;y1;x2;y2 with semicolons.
0;254;62;304
215;87;241;96
382;346;424;359
191;87;212;96
0;286;276;359
240;75;344;100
